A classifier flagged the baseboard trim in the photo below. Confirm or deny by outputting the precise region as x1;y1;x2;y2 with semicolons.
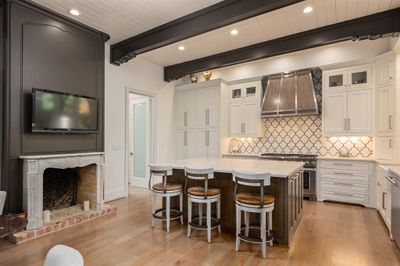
104;188;126;202
130;176;148;189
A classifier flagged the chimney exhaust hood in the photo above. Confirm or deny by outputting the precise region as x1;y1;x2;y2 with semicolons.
261;69;319;117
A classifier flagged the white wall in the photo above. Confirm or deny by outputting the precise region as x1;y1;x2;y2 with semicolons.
187;38;393;83
104;45;175;201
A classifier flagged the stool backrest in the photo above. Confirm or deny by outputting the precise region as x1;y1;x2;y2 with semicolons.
148;164;172;192
184;166;214;199
232;170;271;208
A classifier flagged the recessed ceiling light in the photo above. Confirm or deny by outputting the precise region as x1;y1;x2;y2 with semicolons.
69;9;80;16
303;6;313;14
178;45;185;51
230;29;239;36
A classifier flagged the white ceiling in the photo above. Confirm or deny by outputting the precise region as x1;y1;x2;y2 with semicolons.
32;0;222;44
33;0;400;67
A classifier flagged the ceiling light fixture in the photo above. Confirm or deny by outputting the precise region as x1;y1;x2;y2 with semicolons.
178;45;185;51
69;9;80;16
230;29;239;35
303;6;313;14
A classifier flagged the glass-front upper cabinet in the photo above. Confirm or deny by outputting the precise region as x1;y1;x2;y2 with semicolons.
230;82;260;102
324;70;347;91
324;66;372;91
348;67;371;89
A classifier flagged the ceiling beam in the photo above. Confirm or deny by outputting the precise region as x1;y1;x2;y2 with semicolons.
164;8;400;81
110;0;305;65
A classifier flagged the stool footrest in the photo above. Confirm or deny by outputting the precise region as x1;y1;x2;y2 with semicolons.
153;208;183;221
238;227;274;244
189;216;220;230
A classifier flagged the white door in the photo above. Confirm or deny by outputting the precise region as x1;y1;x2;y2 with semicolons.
207;128;220;157
323;92;347;135
376;61;395;86
243;101;259;135
230;103;244;136
186;130;198;159
376;85;394;133
196;88;209;128
375;136;395;161
175;130;186;160
197;129;208;157
347;89;372;134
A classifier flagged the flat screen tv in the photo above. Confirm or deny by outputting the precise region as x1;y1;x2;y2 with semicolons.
32;88;98;133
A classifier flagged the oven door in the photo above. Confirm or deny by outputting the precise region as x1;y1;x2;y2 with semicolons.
303;169;316;199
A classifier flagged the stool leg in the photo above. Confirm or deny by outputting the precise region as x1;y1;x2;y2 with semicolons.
166;196;171;233
244;211;250;237
179;192;183;225
207;201;211;243
187;199;192;237
151;193;156;227
199;203;203;226
261;210;267;259
268;211;273;247
217;198;221;233
235;206;241;251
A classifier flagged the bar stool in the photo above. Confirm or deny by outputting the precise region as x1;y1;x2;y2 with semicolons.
232;170;274;258
149;164;183;232
185;166;221;243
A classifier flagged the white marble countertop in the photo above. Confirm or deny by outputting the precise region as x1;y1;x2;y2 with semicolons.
19;152;105;159
222;153;260;157
170;157;304;178
317;156;376;162
388;166;400;177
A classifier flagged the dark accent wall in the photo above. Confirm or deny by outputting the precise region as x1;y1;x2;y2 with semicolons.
1;0;108;212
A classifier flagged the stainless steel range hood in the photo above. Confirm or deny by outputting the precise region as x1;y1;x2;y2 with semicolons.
261;69;319;117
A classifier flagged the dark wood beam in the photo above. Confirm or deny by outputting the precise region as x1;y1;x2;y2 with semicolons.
164;8;400;81
110;0;305;65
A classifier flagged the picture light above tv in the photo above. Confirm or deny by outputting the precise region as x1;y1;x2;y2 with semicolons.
32;88;99;134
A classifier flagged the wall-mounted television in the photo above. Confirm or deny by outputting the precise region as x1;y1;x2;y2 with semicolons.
32;88;98;133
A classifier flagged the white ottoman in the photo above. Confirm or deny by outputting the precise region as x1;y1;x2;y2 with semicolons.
44;245;84;266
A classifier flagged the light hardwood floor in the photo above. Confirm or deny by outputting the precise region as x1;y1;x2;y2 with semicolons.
0;187;399;266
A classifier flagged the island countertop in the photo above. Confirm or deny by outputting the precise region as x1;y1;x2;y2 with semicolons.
170;157;304;177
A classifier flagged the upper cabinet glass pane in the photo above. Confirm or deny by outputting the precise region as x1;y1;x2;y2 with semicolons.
232;88;241;99
351;71;367;85
246;87;256;97
329;75;343;87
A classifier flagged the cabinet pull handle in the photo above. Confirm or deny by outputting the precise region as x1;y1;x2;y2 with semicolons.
206;130;210;146
389;138;393;148
243;123;246;133
184;111;187;126
184;131;187;146
347;118;350;130
334;163;353;166
385;175;396;185
389;115;393;130
334;172;353;176
382;192;386;210
344;118;347;130
241;123;244;133
334;192;353;197
334;182;353;186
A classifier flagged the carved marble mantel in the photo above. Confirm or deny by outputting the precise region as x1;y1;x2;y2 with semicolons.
20;152;105;230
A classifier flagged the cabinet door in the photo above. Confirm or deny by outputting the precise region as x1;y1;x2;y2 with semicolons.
186;130;198;159
349;67;372;89
243;82;260;102
230;103;244;136
186;90;197;128
175;130;186;160
323;92;347;135
195;88;209;128
347;89;372;134
243;101;259;135
207;129;220;157
197;129;208;158
230;85;242;103
376;85;394;133
375;136;395;161
176;91;187;129
376;61;395;86
208;87;220;127
324;70;347;91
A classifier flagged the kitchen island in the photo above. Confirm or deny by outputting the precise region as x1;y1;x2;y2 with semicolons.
167;157;304;246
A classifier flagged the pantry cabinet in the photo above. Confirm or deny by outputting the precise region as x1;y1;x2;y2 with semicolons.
229;81;262;137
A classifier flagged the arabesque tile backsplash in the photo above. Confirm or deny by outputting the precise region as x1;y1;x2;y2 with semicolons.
235;115;374;158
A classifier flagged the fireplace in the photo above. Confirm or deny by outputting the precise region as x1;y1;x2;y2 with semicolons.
20;153;105;230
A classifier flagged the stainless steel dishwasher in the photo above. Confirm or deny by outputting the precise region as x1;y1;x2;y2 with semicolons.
389;170;400;247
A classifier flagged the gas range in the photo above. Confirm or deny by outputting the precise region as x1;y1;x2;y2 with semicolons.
259;153;317;169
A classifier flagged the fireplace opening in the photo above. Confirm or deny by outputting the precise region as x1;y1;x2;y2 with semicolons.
43;168;79;210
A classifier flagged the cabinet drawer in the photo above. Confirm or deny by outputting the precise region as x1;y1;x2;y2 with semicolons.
319;160;370;172
321;189;369;204
320;169;369;183
321;179;369;194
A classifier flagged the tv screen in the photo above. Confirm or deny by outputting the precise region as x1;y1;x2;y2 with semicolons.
32;89;98;133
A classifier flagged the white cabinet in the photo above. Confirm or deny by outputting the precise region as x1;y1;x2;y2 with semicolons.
175;79;229;160
376;165;392;233
375;136;395;161
376;60;395;86
376;85;394;133
318;160;373;207
229;81;261;137
323;89;372;136
324;66;372;92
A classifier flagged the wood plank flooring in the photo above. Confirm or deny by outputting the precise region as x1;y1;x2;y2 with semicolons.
0;187;399;266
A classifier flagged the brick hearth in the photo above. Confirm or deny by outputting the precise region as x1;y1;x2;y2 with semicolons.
9;205;117;244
